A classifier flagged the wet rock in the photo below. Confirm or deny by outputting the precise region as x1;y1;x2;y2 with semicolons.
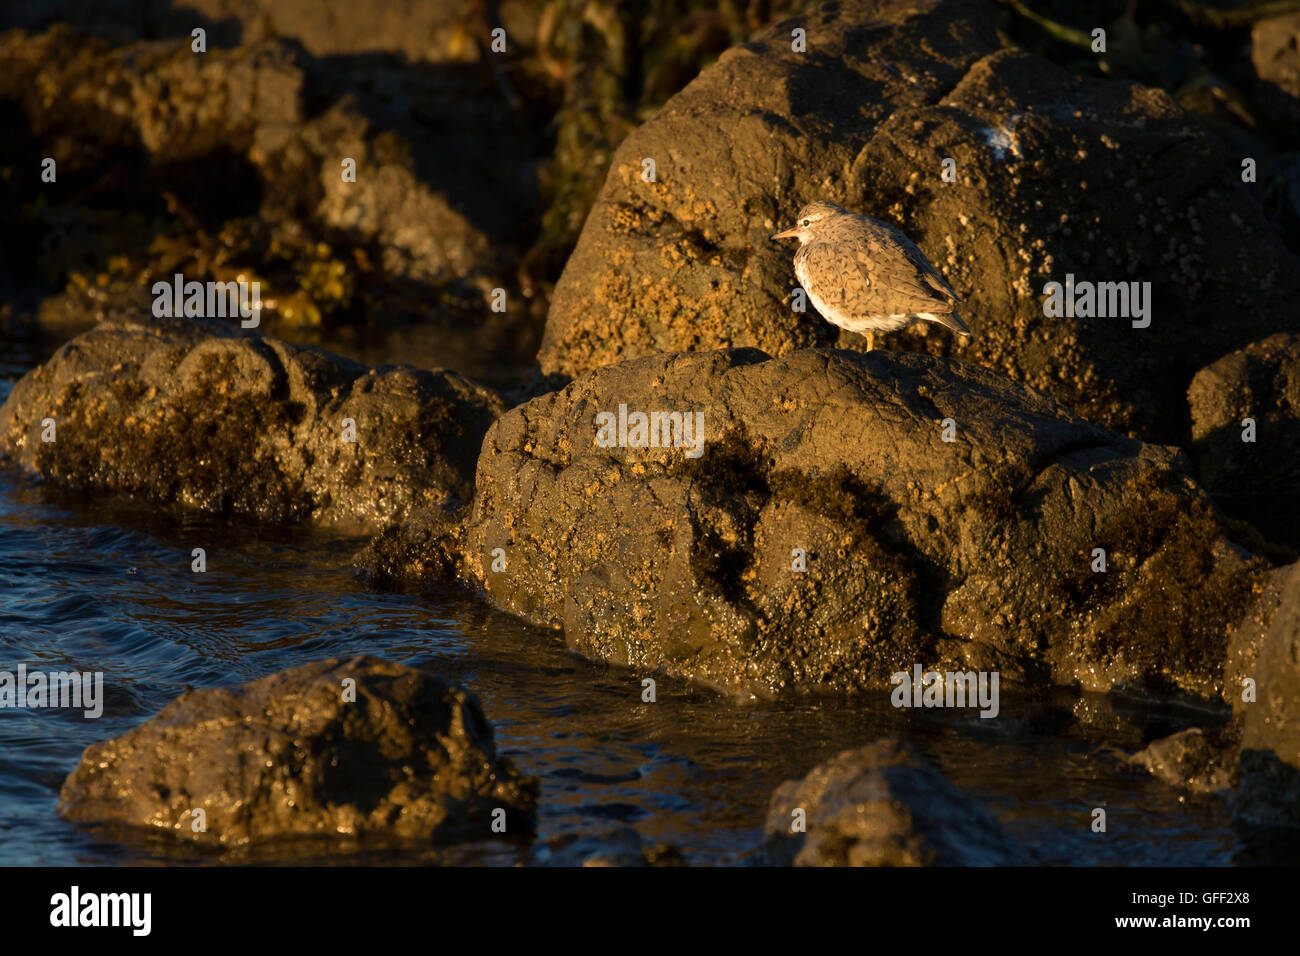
1187;333;1300;548
1188;332;1300;496
1128;727;1235;794
58;656;536;846
763;738;1018;866
539;0;1300;442
454;347;1260;698
1145;564;1300;809
1225;562;1295;714
1234;562;1300;827
0;315;504;531
359;504;467;589
307;105;497;287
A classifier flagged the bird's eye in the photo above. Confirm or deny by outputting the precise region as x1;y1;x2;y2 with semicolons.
801;219;810;226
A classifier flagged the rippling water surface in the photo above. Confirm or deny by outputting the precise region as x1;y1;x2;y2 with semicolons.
0;340;1254;866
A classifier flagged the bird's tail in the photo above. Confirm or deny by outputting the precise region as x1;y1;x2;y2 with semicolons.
919;311;971;337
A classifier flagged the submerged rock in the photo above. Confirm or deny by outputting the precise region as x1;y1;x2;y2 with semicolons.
451;347;1260;698
1128;728;1235;794
58;656;536;846
0;316;504;531
763;738;1019;866
539;0;1299;441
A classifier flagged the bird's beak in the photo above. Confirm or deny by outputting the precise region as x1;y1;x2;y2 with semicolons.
770;226;799;240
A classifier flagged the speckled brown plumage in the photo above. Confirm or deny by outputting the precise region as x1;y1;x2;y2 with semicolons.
773;201;970;348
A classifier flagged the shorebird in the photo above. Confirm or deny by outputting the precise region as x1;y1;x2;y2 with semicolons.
771;200;970;350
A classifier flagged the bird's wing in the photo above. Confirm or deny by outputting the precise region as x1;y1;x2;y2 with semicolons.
797;240;928;319
860;220;962;306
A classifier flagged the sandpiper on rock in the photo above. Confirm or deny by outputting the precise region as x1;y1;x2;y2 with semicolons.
772;200;970;350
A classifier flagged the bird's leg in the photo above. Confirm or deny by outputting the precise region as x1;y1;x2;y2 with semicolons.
865;332;875;351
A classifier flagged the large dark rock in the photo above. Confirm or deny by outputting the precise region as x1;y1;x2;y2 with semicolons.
0;316;504;531
763;738;1019;865
538;0;1300;441
443;346;1260;698
1187;333;1300;548
1234;563;1300;827
541;0;995;377
58;656;537;846
1188;333;1300;497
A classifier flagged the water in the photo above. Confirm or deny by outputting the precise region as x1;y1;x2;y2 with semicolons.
0;339;1259;866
